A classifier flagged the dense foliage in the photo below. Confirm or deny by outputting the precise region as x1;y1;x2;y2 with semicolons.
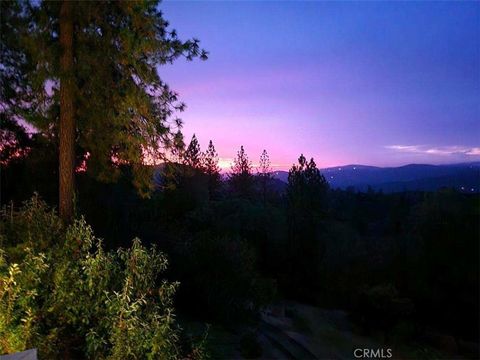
1;0;207;220
229;146;255;199
1;1;478;357
2;134;479;352
3;0;206;186
0;196;194;359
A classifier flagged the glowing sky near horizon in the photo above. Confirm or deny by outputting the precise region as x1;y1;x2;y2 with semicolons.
159;1;479;170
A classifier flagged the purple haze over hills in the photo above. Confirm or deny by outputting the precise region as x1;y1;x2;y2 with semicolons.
159;1;480;170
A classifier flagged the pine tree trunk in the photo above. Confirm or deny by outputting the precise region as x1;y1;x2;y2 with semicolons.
59;0;75;222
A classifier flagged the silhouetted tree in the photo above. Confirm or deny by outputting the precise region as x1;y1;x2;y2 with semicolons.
183;134;202;170
3;1;207;221
257;149;273;205
286;154;329;299
287;155;328;211
202;140;221;200
229;146;254;198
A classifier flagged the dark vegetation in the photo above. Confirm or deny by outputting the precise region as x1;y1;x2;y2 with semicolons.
1;0;478;358
2;126;479;357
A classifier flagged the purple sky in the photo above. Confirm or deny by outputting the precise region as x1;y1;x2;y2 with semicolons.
159;1;479;170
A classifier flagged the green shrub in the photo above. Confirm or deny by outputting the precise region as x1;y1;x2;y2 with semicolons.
0;248;47;353
0;196;185;359
0;195;62;260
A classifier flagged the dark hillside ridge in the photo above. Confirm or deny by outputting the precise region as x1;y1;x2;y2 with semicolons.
273;162;480;193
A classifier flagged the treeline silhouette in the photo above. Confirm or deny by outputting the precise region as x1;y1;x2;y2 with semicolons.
2;1;478;356
2;131;479;349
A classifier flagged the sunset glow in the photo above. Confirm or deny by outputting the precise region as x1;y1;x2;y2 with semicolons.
161;1;479;169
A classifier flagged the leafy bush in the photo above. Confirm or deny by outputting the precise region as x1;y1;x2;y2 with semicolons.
0;248;47;353
0;196;62;259
0;196;186;359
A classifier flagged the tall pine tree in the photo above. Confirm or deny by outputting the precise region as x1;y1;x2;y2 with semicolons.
286;154;328;299
202;140;221;199
183;134;202;169
229;145;254;198
58;0;75;222
2;1;207;221
257;149;272;205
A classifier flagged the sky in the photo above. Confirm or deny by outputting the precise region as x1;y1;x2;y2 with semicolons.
159;1;479;170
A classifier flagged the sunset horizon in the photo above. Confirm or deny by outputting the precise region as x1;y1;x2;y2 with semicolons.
1;1;479;358
160;1;479;170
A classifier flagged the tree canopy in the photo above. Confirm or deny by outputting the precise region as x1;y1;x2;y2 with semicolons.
1;0;207;219
202;140;221;199
183;134;202;169
229;145;254;198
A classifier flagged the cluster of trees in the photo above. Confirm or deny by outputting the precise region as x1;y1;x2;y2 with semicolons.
1;0;211;357
176;135;222;200
1;0;478;358
157;141;331;324
1;0;207;222
175;134;275;201
2;119;479;356
2;113;479;354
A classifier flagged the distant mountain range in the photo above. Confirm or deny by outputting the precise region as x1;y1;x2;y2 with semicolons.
272;162;480;193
